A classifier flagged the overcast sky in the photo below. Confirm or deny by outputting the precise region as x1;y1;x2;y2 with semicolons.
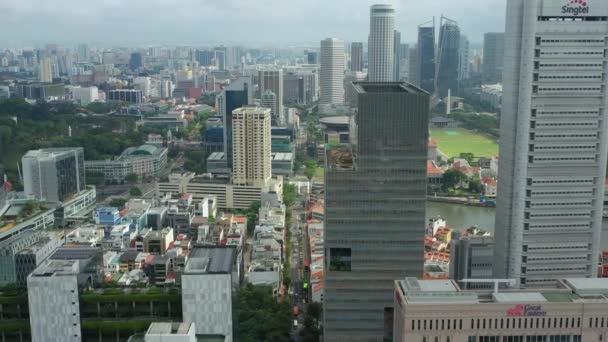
0;0;506;48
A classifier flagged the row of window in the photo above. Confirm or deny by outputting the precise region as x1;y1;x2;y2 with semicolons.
532;157;596;162
531;179;594;184
538;63;604;68
528;224;589;229
536;87;602;91
538;75;603;79
539;51;604;55
472;316;580;330
531;191;593;196
535;134;597;138
535;122;597;127
539;38;606;43
535;111;600;115
412;319;463;331
525;244;590;251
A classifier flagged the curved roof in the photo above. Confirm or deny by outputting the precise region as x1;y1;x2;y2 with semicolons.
131;144;159;156
319;116;349;126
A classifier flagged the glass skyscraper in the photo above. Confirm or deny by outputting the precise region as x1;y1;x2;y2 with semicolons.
417;25;435;94
323;82;429;341
437;18;460;97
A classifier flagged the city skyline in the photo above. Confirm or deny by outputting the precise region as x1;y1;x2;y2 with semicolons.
0;0;506;47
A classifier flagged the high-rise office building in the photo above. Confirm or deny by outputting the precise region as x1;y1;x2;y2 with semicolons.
408;45;418;86
482;32;505;83
260;89;277;119
437;17;460;97
417;25;435;93
450;236;495;289
107;89;143;104
393;30;401;81
129;52;143;71
397;43;409;81
195;49;215;66
77;44;88;62
39;57;53;83
367;4;395;82
350;42;364;72
319;38;345;105
307;51;318;64
324;82;428;341
231;106;272;188
458;35;470;82
220;77;253;169
214;48;226;71
494;0;608;288
22;147;85;203
258;69;284;125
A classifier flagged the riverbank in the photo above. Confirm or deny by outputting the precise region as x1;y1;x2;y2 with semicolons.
427;195;495;207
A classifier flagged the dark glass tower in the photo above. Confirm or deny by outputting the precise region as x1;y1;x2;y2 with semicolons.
417;26;435;94
129;52;142;71
323;82;428;341
222;77;253;168
437;19;460;97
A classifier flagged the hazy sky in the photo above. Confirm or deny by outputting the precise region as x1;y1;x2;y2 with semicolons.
0;0;506;47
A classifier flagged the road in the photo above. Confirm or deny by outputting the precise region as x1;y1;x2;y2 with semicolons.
290;193;310;340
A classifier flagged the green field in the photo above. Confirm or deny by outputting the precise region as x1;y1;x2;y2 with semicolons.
430;128;499;158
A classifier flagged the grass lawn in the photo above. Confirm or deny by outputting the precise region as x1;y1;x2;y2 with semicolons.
430;128;498;158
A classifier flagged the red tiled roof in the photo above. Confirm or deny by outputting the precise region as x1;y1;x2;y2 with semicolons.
427;161;444;176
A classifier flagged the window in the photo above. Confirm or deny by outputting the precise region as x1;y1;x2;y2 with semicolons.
329;248;351;271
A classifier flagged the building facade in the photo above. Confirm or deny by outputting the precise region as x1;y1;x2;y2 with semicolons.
319;38;345;105
393;30;402;81
350;42;364;72
394;277;608;342
107;89;143;103
493;0;608;288
182;247;236;342
450;236;495;289
220;76;253;169
85;144;168;182
231;106;272;188
367;4;395;82
258;69;283;125
22;147;85;203
437;18;461;97
417;25;436;93
482;32;505;83
324;82;429;341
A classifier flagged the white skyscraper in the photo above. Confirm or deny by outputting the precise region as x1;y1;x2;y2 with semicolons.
367;4;395;82
231;106;272;188
319;38;345;105
258;69;283;124
494;0;608;288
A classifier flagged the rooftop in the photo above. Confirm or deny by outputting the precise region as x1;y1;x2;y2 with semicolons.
51;247;100;260
352;81;425;94
31;259;80;277
185;246;236;274
397;278;608;306
146;322;193;336
326;144;355;172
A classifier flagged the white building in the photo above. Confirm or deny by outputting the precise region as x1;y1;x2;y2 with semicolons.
182;247;236;342
145;322;195;342
480;84;503;111
319;38;345;105
394;277;608;342
258;69;283;124
27;260;82;342
22;147;86;203
367;4;395;82
232;106;272;188
494;0;608;288
71;86;99;105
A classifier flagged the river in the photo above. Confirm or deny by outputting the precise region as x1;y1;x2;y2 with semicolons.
426;201;608;250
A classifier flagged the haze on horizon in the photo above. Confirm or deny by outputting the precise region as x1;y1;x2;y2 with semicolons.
0;0;506;47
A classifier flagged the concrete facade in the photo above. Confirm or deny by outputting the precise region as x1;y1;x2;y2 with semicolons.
494;0;608;288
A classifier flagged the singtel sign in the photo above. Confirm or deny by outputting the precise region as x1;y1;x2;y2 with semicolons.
562;0;590;15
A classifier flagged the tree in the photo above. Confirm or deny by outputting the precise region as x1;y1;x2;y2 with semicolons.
442;169;467;192
86;171;105;186
304;160;317;181
125;173;139;184
109;198;128;209
235;284;291;342
246;201;261;234
129;187;142;196
300;302;322;342
468;177;483;193
283;183;297;208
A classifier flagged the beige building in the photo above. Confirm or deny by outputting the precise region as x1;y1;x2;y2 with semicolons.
232;106;272;188
394;277;608;342
38;57;53;83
